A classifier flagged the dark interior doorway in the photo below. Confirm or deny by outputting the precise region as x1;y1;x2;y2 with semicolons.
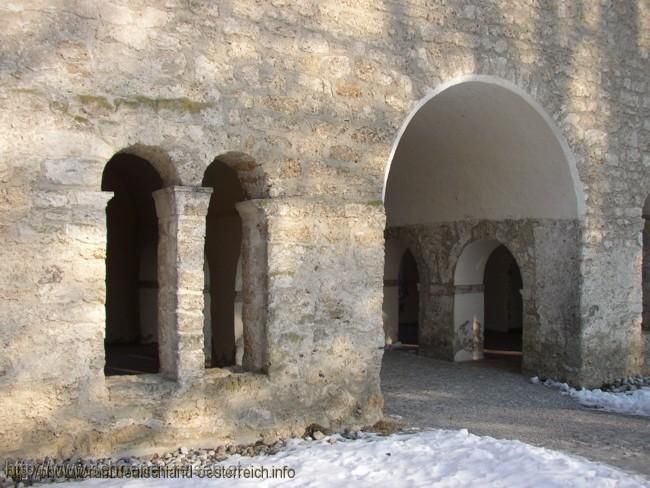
483;245;523;362
203;160;245;367
641;197;650;333
398;250;419;345
102;154;162;375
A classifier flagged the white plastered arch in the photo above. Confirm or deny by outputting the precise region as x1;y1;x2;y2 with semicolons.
382;74;585;224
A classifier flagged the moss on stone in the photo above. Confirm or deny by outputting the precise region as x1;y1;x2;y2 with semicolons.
282;332;303;344
115;96;211;113
366;200;384;206
221;378;245;392
11;88;42;96
78;95;114;111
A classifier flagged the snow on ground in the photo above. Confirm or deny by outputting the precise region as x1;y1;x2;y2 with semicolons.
534;377;650;417
52;430;648;488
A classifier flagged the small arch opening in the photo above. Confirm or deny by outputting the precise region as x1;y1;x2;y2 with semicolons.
102;153;162;375
483;245;523;360
398;250;420;346
202;159;245;368
453;239;524;370
641;197;650;332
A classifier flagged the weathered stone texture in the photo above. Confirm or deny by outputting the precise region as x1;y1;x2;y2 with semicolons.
0;0;648;456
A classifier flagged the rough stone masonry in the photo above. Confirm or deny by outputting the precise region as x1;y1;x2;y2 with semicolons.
0;0;648;459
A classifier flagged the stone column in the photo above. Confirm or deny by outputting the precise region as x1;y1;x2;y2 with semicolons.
419;283;455;361
579;215;644;387
153;186;212;382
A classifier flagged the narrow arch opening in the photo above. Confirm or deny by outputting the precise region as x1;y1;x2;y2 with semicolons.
398;250;420;346
202;159;245;368
483;245;523;361
641;197;650;332
102;153;162;375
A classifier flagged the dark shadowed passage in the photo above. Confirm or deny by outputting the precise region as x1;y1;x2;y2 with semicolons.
398;249;419;345
102;153;162;375
203;159;245;368
483;244;523;361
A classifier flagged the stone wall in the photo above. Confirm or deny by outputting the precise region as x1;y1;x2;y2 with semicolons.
0;192;385;458
0;0;648;457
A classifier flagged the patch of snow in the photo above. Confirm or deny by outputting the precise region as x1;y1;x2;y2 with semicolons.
51;430;648;487
536;377;650;417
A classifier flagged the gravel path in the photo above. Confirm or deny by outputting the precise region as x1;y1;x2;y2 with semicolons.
381;350;650;477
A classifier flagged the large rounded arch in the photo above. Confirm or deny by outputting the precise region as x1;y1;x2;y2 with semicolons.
383;75;585;224
382;75;583;377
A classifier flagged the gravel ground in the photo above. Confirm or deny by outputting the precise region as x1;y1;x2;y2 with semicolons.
381;350;650;478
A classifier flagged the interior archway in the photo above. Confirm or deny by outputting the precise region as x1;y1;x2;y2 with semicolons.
102;153;162;375
203;158;245;368
453;239;501;362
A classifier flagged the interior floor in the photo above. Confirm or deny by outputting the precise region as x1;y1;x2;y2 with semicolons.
398;322;418;345
104;343;159;375
484;329;522;352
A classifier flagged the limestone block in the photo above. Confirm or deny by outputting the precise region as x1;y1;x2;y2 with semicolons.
153;186;212;382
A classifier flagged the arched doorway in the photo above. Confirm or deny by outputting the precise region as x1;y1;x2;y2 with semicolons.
483;245;523;360
642;196;650;375
202;159;245;368
102;153;162;375
643;196;650;331
382;75;582;377
453;239;526;366
398;250;419;346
